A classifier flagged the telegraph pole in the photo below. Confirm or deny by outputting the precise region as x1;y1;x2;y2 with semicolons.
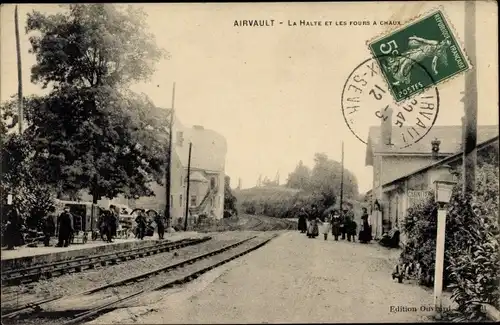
184;142;192;231
165;83;176;230
462;0;478;195
15;5;23;134
340;141;344;212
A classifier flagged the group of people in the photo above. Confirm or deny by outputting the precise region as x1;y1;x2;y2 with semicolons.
297;205;373;244
97;205;121;243
133;209;166;240
3;204;168;250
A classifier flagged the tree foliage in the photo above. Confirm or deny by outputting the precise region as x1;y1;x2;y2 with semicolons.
285;160;311;190
398;161;499;321
1;4;168;204
285;153;359;204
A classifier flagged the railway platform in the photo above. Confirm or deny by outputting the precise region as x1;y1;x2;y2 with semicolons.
1;231;201;270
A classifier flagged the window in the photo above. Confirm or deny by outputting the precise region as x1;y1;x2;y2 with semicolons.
176;131;184;146
210;177;216;189
190;195;197;207
180;194;183;207
180;175;183;186
170;195;173;207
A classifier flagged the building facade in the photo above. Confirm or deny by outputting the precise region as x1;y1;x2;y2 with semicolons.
81;108;228;223
365;119;498;241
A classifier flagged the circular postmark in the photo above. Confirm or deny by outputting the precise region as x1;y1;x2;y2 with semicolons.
341;55;440;149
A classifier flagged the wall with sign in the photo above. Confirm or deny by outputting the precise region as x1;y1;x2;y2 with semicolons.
407;190;433;208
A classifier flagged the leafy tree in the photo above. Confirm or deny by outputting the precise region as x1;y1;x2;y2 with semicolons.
311;153;358;205
286;160;311;190
1;4;168;201
285;153;359;206
224;176;237;212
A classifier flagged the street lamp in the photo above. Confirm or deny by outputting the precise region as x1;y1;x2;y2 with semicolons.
433;178;457;318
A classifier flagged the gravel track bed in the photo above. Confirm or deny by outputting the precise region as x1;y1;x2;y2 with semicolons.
3;234;275;325
193;214;296;232
1;234;255;311
43;235;268;311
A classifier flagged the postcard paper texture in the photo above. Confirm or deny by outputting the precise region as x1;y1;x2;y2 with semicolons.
0;1;498;324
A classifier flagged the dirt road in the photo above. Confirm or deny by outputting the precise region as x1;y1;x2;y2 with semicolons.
89;231;454;324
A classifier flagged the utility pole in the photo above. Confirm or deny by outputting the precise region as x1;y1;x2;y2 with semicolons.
340;141;344;212
165;83;176;231
184;142;192;231
462;0;478;195
15;5;23;134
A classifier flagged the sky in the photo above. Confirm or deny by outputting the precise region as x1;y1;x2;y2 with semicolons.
1;2;498;193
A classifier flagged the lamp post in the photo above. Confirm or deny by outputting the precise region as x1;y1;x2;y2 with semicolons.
433;179;456;318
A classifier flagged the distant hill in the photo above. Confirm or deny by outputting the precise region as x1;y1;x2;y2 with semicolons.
234;185;365;220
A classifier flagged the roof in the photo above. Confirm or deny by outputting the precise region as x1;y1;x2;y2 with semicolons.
365;125;499;165
174;124;227;172
189;171;208;183
381;135;499;188
153;107;227;172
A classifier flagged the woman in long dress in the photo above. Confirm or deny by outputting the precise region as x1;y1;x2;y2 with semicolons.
359;207;373;243
306;205;320;238
320;210;332;240
297;208;308;233
331;210;342;241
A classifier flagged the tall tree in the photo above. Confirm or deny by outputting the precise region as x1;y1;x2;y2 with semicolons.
286;160;311;190
2;4;168;201
286;153;359;206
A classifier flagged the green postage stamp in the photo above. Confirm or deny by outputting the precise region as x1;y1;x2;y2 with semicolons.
368;9;471;102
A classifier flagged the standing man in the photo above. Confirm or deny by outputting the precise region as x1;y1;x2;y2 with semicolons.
43;207;56;247
109;205;119;241
57;205;73;247
154;212;165;240
344;207;356;242
135;210;147;240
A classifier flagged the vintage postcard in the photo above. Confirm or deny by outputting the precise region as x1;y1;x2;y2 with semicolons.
1;2;498;324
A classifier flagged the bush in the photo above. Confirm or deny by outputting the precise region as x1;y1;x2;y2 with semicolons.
399;191;439;286
446;164;500;321
398;163;500;321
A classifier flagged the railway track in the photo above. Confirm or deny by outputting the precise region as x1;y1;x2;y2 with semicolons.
2;234;277;325
246;215;295;231
1;236;212;287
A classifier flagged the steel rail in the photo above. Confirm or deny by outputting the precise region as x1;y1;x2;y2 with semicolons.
61;234;277;325
1;236;211;286
1;236;253;321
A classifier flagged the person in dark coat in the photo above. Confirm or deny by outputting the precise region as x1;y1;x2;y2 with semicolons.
343;208;356;242
135;210;147;240
43;206;57;247
109;205;119;240
103;210;116;243
359;207;373;243
57;206;74;247
339;210;346;240
5;207;24;250
331;210;342;241
98;210;109;242
154;213;165;240
297;208;308;233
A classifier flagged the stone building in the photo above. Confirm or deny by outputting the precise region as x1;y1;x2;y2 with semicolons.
82;108;228;222
365;120;498;240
